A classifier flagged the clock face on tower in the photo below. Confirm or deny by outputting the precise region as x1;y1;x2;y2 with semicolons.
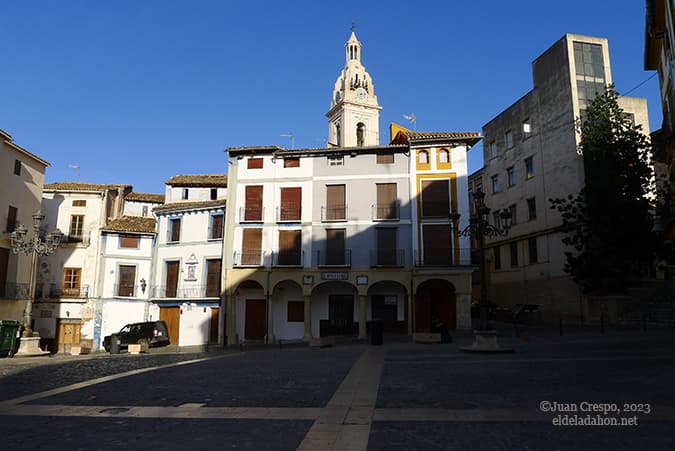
355;87;367;101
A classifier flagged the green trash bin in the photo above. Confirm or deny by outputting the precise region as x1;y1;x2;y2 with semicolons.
0;320;20;358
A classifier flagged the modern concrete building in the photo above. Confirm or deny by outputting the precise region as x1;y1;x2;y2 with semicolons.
480;34;650;320
0;129;50;320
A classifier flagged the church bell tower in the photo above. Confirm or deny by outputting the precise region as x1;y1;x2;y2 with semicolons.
326;29;382;147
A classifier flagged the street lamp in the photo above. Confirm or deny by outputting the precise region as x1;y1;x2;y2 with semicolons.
10;211;62;338
449;190;512;351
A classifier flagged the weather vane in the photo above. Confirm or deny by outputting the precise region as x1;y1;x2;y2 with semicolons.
351;21;355;32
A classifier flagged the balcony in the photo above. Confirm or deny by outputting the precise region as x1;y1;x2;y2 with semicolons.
61;232;91;246
47;284;90;299
372;203;400;221
314;249;352;267
276;205;301;223
321;205;347;222
239;206;264;223
370;249;406;267
233;250;267;267
151;284;221;299
113;284;152;298
1;283;30;299
414;248;472;267
272;250;304;267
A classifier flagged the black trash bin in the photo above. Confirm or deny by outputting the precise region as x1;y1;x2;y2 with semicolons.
369;319;383;346
0;320;20;357
109;334;120;354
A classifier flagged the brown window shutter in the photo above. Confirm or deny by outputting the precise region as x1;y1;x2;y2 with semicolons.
284;158;300;168
326;229;345;265
421;180;450;217
422;224;451;265
165;261;179;297
280;187;301;221
326;185;345;220
248;158;263;169
206;259;222;297
120;234;139;248
245;186;263;221
376;228;397;265
376;183;397;219
376;153;394;164
211;215;224;239
170;218;181;242
118;265;136;296
279;230;301;265
242;228;263;265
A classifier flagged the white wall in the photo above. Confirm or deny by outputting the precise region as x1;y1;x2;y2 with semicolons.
178;304;211;346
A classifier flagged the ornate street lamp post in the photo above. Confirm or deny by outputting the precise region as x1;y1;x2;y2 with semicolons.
10;212;62;339
449;191;512;351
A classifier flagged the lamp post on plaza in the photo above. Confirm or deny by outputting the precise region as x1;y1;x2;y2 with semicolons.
10;212;62;343
449;190;513;351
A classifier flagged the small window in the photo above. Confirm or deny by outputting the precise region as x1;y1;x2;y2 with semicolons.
6;206;17;233
522;119;532;136
509;204;517;225
142;206;149;217
287;301;304;322
13;160;21;176
527;197;537;220
377;153;394;164
72;200;86;207
438;149;449;164
210;188;218;200
510;242;518;267
507;167;515;187
181;188;189;200
120;234;139;248
494;246;501;270
489;141;497;159
505;130;513;149
491;175;500;193
248;158;263;169
168;218;181;242
284;157;300;168
69;215;85;241
525;156;534;179
528;237;538;264
418;150;429;164
328;154;344;166
210;214;224;240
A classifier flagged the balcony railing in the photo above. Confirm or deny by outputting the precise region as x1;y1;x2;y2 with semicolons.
372;202;400;221
151;284;221;298
276;204;301;222
370;249;406;267
272;250;304;267
314;249;352;267
62;232;91;246
321;205;347;222
1;283;30;299
233;250;267;267
414;248;472;267
48;284;90;299
239;206;264;223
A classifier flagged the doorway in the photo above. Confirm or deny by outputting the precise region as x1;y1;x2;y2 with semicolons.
328;295;354;335
245;299;266;339
160;306;180;345
56;320;81;354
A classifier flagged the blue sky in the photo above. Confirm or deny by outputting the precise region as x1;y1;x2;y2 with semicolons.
0;1;659;194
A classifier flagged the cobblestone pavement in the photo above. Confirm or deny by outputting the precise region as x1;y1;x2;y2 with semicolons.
0;328;673;450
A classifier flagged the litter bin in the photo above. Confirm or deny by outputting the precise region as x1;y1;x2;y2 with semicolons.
368;319;383;346
0;320;20;358
109;334;120;354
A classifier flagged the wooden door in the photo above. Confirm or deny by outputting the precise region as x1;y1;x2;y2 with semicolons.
209;307;219;343
326;185;345;220
245;299;266;339
329;295;354;335
280;187;301;221
160;307;180;344
165;261;179;297
56;321;81;354
242;228;262;265
376;183;397;219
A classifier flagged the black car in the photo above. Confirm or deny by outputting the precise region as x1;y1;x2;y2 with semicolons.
103;321;170;352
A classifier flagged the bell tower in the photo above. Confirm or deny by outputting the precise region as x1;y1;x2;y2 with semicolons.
326;29;382;147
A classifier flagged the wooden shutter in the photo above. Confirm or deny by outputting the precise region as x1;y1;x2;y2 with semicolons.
326;229;345;265
279;230;301;265
247;158;263;169
421;180;450;217
6;206;17;233
422;224;451;265
326;185;345;220
280;187;301;221
245;186;263;221
376;183;397;219
284;158;300;168
242;228;262;265
211;215;223;239
376;153;394;164
376;228;397;265
120;234;139;248
118;265;136;296
170;218;181;242
205;259;222;297
165;261;179;297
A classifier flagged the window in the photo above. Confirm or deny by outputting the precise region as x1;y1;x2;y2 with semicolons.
168;218;181;242
527;197;537;220
205;259;222;297
142;206;149;217
422;224;452;265
522;119;532;136
438;149;449;163
573;41;606;111
165;261;179;298
280;187;301;221
284;157;300;168
376;228;398;266
287;301;304;322
507;166;515;187
278;230;301;266
510;242;518;267
377;153;394;164
69;215;84;241
525;156;534;179
325;228;347;265
244;185;263;221
421;180;449;217
6;206;17;233
241;228;263;266
505;130;513;149
72;200;86;207
120;234;139;248
356;123;365;147
325;184;346;221
210;188;218;200
494;246;502;270
210;214;224;239
418;150;429;164
509;204;517;225
376;183;397;219
118;265;136;296
13;159;21;176
489;141;497;159
491;175;500;194
328;154;344;166
528;237;538;264
181;188;189;200
248;158;263;169
62;268;81;295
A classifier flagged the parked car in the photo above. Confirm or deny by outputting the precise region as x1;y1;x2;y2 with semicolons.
103;321;170;352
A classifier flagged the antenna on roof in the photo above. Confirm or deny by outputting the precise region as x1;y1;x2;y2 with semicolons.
67;164;81;179
280;132;295;149
403;114;417;131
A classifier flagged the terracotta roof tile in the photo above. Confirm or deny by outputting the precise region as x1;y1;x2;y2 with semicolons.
153;199;225;214
165;174;228;187
44;182;133;192
125;192;165;203
101;216;157;234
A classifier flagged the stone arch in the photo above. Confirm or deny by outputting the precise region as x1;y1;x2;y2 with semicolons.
415;279;456;332
311;281;358;337
270;279;304;341
366;280;408;334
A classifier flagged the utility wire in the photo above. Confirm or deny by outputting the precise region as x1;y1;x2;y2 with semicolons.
621;72;658;97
